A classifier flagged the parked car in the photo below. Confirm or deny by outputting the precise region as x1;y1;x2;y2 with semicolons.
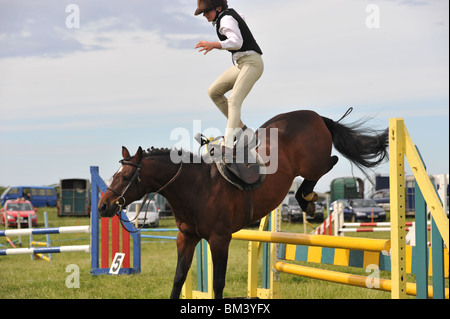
330;198;386;222
281;194;324;222
125;200;159;228
329;199;353;219
0;199;38;227
370;188;390;210
348;199;386;222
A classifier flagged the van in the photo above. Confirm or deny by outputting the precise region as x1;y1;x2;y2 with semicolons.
1;186;57;207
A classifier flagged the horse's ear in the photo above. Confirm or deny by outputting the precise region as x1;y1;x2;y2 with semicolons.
135;147;143;162
122;146;131;159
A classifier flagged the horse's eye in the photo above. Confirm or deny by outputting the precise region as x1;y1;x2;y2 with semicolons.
123;175;132;182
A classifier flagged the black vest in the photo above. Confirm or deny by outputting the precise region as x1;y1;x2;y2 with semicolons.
216;9;263;56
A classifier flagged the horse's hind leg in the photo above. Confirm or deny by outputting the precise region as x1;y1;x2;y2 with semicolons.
170;232;200;299
296;156;339;217
295;180;318;217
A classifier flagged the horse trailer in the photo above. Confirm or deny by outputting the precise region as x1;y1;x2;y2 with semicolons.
58;179;90;217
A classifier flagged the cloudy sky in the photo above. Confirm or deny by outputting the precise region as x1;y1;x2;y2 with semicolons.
0;0;448;194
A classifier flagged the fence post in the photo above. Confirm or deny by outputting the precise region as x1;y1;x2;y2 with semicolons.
389;118;407;299
90;166;100;271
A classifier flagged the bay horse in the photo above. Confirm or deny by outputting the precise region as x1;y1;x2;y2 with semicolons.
98;110;388;299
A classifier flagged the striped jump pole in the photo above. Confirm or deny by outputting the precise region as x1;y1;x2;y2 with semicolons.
313;213;333;235
313;201;343;236
340;221;429;234
0;226;90;237
343;222;414;227
339;226;416;233
0;226;91;256
1;245;90;256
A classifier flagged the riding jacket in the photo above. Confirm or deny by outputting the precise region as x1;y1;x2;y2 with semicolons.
214;9;263;62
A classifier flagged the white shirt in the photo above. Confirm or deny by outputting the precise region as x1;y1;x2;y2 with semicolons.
213;12;258;62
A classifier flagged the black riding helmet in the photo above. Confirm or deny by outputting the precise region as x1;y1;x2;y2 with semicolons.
194;0;228;16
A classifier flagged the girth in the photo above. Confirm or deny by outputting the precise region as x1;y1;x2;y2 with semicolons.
243;185;254;227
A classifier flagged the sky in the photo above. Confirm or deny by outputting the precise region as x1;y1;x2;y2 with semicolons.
0;0;448;194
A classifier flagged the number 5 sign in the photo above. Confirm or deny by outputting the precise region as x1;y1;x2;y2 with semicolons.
109;253;126;275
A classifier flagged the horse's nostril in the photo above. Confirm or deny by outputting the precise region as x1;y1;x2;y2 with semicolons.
99;202;108;215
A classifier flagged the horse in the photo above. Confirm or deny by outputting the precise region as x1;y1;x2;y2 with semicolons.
98;110;388;299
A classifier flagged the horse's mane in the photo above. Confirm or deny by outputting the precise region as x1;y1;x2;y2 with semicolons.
143;147;172;157
143;147;200;163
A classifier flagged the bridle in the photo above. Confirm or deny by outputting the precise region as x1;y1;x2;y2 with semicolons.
106;158;183;233
107;159;143;209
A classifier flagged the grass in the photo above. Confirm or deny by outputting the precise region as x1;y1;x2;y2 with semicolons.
0;207;445;299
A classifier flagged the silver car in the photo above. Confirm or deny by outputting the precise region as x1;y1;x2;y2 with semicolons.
281;194;324;222
126;200;159;228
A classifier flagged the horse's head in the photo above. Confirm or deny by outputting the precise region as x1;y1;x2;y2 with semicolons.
98;146;145;217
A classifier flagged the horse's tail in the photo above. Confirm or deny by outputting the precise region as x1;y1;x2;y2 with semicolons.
321;115;389;173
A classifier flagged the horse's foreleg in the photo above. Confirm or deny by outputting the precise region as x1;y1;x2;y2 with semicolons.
170;232;200;299
208;234;231;299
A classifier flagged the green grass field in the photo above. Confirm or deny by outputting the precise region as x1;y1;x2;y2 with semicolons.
0;207;444;299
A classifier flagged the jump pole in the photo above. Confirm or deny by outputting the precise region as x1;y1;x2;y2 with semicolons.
274;262;448;299
0;226;90;237
0;226;91;256
1;245;90;256
232;230;390;252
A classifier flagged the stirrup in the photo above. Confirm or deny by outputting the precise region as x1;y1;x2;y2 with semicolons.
196;134;224;158
194;133;210;147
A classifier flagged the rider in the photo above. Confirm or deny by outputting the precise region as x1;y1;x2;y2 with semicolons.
194;0;263;183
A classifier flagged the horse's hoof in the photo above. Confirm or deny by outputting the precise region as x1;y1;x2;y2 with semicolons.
302;192;318;202
305;202;316;217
